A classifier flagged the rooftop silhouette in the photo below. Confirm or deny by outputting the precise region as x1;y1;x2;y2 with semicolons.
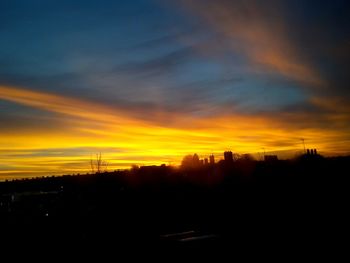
1;149;348;252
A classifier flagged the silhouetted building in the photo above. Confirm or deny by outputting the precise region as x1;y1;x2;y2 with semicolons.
204;158;208;165
306;149;318;156
200;160;204;165
264;155;278;162
224;151;233;162
193;154;200;166
209;154;215;165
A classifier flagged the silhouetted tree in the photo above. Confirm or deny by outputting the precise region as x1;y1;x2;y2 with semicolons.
181;153;202;169
90;153;108;174
181;155;194;169
131;164;139;172
233;153;241;161
240;154;254;162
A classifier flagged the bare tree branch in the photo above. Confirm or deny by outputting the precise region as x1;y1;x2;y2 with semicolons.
90;152;108;174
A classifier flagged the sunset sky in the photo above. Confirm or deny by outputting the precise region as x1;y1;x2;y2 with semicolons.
1;0;349;179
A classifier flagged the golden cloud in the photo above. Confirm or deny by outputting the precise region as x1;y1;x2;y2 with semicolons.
181;0;324;86
0;85;349;179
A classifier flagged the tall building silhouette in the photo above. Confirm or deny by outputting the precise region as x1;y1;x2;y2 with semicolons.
224;151;233;162
209;154;215;165
193;153;200;166
204;158;208;165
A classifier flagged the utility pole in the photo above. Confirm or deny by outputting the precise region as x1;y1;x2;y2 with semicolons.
261;148;266;160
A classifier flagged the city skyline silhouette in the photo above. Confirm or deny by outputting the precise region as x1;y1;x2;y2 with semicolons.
0;1;349;253
1;0;350;180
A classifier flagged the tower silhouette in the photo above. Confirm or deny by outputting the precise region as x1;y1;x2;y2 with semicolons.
209;154;215;165
224;151;233;162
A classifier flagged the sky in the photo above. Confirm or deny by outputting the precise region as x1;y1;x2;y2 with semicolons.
0;0;349;179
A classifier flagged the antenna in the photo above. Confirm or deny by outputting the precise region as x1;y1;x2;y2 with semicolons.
300;138;306;154
262;147;266;158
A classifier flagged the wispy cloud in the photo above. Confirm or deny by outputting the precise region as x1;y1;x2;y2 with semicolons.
180;0;324;87
0;85;144;126
1;0;350;179
1;84;349;179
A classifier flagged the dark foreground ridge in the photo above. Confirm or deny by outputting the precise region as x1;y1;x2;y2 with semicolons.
0;155;349;255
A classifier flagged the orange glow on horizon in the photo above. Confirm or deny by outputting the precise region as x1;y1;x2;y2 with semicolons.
1;85;349;180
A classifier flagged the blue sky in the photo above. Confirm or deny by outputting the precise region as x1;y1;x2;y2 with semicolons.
0;0;319;116
0;0;349;178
